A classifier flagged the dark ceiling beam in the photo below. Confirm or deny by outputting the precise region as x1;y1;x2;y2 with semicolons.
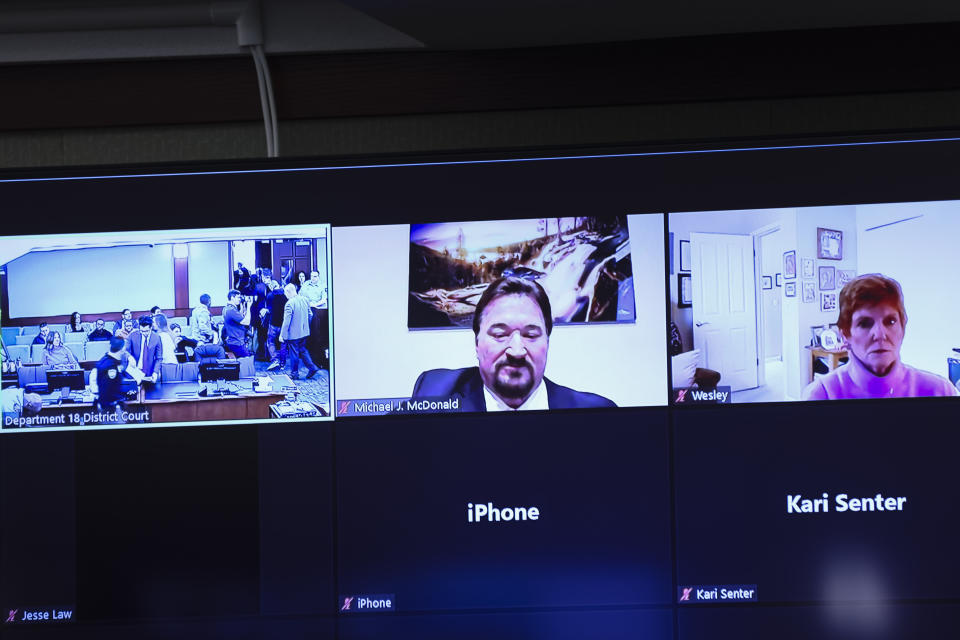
1;22;959;132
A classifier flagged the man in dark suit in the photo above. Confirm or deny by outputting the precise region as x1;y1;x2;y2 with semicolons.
32;323;50;345
127;316;162;382
411;276;616;411
265;280;288;370
88;318;113;341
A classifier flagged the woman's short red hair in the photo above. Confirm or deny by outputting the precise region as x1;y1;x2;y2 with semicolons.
837;274;907;335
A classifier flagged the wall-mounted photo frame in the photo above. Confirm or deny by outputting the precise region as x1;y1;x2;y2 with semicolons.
817;227;843;260
783;250;797;279
785;281;796;297
802;281;816;303
410;217;636;327
678;272;693;307
801;257;815;279
762;276;773;290
775;273;782;287
837;269;856;288
821;292;838;312
679;240;691;272
819;265;836;291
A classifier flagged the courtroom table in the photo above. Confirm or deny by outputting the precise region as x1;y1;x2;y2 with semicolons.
11;374;320;429
140;374;299;423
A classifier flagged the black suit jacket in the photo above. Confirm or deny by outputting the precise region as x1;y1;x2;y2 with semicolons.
88;328;113;342
411;366;616;411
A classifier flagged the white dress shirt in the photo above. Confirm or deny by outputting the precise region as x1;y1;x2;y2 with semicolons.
482;380;548;411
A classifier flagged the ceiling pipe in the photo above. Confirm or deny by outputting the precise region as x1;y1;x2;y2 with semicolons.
0;1;277;157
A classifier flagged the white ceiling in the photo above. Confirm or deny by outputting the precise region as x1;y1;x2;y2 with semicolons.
1;0;959;63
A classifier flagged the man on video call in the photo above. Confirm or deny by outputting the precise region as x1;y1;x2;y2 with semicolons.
411;276;616;411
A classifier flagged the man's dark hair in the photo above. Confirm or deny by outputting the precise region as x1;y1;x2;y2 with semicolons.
150;306;161;314
199;293;211;306
109;336;126;353
39;322;48;329
122;308;131;315
96;318;105;323
138;316;153;328
170;323;181;332
227;289;241;300
472;276;553;337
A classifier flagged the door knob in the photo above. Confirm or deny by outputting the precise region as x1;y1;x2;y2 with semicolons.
695;322;711;327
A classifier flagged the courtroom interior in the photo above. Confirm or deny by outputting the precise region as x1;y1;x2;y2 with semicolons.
0;225;331;428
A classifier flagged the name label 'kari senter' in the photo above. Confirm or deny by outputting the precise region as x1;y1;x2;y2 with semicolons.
678;585;757;603
787;492;907;514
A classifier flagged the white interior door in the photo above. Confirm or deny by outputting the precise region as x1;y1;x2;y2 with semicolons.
690;232;759;391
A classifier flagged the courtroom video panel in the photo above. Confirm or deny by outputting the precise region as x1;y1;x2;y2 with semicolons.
332;214;668;417
667;201;960;405
0;225;333;431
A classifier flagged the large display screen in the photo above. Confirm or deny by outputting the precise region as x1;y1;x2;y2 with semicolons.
1;138;959;638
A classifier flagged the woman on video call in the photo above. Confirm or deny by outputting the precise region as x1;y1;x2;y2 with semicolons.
802;274;958;400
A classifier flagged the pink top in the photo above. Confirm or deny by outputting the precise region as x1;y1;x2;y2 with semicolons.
803;355;959;400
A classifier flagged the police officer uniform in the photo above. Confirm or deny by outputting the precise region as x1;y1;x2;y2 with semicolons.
94;352;128;413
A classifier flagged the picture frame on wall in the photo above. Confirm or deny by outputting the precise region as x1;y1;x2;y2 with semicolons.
679;240;691;272
678;273;693;307
783;250;797;279
775;273;782;287
762;276;773;290
785;281;796;297
801;257;815;279
817;227;843;260
802;281;816;303
819;265;836;291
821;292;838;312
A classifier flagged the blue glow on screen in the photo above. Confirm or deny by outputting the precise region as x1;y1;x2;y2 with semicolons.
1;136;959;183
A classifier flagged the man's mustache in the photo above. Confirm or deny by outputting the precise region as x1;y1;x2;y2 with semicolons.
496;355;532;373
